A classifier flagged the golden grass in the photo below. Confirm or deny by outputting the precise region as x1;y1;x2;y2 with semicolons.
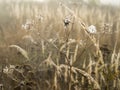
0;0;120;90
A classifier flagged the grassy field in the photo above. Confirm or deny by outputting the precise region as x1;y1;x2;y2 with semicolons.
0;0;120;90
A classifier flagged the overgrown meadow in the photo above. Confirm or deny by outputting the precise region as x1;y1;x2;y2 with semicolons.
0;0;120;90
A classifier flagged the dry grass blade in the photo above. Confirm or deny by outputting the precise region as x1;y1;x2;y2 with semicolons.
73;44;79;63
114;51;120;72
1;1;120;90
60;40;76;52
9;45;29;60
41;40;45;55
75;68;100;89
39;53;57;69
59;64;101;89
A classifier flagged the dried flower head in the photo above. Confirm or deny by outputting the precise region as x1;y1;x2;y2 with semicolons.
87;25;97;34
69;38;76;42
63;15;72;28
22;24;30;30
22;19;34;31
103;23;112;33
36;14;43;22
3;65;15;74
64;18;71;26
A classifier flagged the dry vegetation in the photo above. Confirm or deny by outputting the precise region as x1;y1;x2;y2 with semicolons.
0;0;120;90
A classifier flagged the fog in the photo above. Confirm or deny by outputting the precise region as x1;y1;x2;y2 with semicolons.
100;0;120;6
34;0;120;6
0;0;120;6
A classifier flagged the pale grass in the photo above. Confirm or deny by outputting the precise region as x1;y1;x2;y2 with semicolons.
9;45;29;60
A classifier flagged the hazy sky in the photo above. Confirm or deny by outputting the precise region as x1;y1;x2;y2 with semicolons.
1;0;120;6
35;0;120;6
100;0;120;6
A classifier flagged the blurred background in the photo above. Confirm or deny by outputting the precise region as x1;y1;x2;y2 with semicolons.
0;0;120;90
0;0;120;63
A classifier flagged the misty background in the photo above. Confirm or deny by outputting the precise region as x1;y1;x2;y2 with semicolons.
0;0;120;6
